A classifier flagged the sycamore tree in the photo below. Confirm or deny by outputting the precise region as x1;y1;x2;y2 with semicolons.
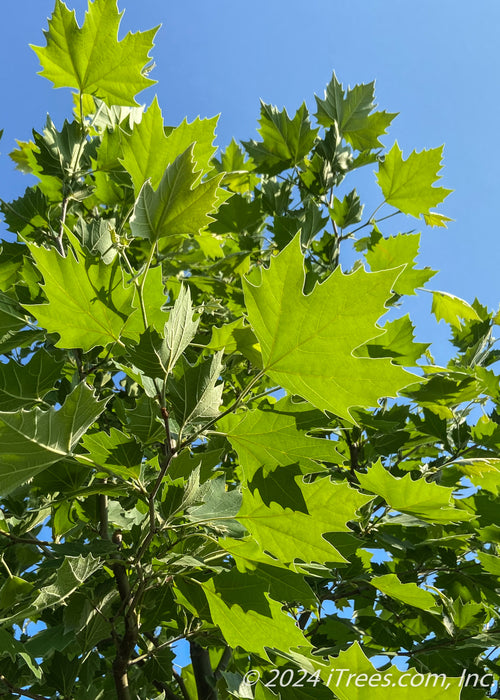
1;2;500;699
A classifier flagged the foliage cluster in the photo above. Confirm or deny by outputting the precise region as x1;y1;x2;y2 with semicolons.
0;2;499;699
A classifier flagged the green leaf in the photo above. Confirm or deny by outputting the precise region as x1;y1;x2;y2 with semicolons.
129;145;225;242
24;238;138;351
315;72;397;150
207;317;262;367
201;570;311;659
370;574;439;612
423;212;454;228
221;396;341;481
168;352;224;434
365;233;436;296
120;97;218;192
212;138;259;193
431;291;481;328
0;383;107;495
234;475;371;571
357;460;473;523
79;427;142;481
31;0;158;105
0;350;64;411
329;189;364;229
32;116;97;180
318;642;461;700
478;551;500;576
75;217;117;264
164;285;199;371
126;285;198;379
377;142;452;218
244;234;415;421
355;315;429;367
243;102;318;175
186;476;243;537
0;628;41;678
124;395;165;445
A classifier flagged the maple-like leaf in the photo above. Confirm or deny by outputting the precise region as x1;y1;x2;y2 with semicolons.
234;475;371;571
129;146;225;242
0;384;107;496
377;142;452;218
365;233;436;296
357;460;473;523
120;97;218;192
31;0;158;105
24;238;139;351
200;570;311;659
221;396;341;481
355;315;429;367
243;102;318;175
244;234;416;421
431;291;481;328
315;72;397;150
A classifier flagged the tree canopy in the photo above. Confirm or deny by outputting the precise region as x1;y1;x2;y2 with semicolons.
0;2;499;699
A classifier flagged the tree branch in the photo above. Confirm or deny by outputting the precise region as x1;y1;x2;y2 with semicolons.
0;675;49;700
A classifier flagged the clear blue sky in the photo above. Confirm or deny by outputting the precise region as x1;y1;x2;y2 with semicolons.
1;0;499;363
1;1;499;689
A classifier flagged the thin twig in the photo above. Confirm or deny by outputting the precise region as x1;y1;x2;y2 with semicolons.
0;530;54;559
0;675;49;700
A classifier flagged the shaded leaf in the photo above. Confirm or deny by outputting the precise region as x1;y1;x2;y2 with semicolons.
0;383;107;495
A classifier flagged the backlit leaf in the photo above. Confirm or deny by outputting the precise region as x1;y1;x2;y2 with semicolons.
31;0;157;105
431;291;481;328
377;142;452;218
234;475;371;570
357;460;473;523
129;146;225;242
244;234;416;421
221;396;341;481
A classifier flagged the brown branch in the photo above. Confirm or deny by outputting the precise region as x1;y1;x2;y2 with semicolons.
0;530;54;558
0;675;49;700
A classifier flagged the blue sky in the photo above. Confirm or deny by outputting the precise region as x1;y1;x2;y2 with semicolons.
1;1;499;362
1;1;499;691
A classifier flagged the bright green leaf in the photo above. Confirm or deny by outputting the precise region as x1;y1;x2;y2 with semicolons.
31;0;157;105
243;102;318;175
244;234;416;421
365;233;436;296
235;475;371;571
121;96;218;192
201;571;311;659
24;238;138;351
431;290;481;328
315;72;397;150
370;573;439;612
129;145;225;242
377;142;452;218
357;460;473;523
221;396;341;481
